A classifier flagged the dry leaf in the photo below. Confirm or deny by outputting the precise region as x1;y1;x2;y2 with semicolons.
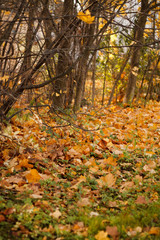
0;215;5;222
98;173;116;188
25;169;41;183
108;201;118;208
50;209;62;219
135;196;147;204
149;227;160;235
77;198;90;207
30;194;43;199
106;226;119;239
127;226;142;236
90;211;99;217
15;158;33;170
71;175;86;189
95;230;110;240
120;181;134;192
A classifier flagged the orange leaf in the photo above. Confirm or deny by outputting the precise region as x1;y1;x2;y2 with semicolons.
25;169;41;183
149;227;160;235
15;158;33;170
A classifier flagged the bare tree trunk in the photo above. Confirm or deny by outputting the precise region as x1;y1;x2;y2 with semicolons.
52;0;73;109
102;63;107;106
123;0;149;104
92;53;96;105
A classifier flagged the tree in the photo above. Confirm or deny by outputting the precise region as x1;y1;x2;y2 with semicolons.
124;0;160;104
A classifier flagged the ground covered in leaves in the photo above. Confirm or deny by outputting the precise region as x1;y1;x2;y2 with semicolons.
0;100;160;240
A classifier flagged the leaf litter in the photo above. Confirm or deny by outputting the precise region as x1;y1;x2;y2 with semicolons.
0;100;160;239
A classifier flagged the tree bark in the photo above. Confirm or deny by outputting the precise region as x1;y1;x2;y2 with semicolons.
123;0;149;104
52;0;74;109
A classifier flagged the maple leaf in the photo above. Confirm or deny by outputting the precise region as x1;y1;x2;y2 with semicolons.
77;10;95;24
98;173;116;188
25;169;41;183
95;230;110;240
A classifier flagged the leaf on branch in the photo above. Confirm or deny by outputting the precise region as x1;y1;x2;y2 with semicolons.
77;10;95;24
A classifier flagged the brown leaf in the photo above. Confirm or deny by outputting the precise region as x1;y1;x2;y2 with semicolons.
0;214;5;222
108;201;118;208
106;226;119;239
77;198;90;207
120;181;134;192
3;207;15;215
135;196;147;204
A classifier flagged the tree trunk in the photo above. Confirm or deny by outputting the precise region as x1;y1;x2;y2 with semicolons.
123;0;149;104
52;0;73;109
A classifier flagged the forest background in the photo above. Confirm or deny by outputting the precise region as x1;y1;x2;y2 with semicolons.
0;0;160;239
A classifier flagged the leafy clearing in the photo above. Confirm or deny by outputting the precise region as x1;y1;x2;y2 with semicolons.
0;100;160;240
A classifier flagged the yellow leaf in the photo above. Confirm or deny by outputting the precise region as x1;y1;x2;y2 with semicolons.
95;231;110;240
25;169;41;183
98;173;116;188
77;10;95;24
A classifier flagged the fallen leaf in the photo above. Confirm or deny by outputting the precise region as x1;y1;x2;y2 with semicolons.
30;194;43;199
50;209;61;219
98;173;116;188
127;226;142;237
3;207;15;215
120;181;134;192
108;201;118;208
15;158;33;170
135;196;147;204
0;215;5;222
77;198;90;207
106;226;119;239
25;169;41;183
95;230;110;240
90;211;99;217
149;227;160;235
71;175;86;189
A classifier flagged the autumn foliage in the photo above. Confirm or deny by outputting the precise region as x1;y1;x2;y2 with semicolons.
0;99;160;239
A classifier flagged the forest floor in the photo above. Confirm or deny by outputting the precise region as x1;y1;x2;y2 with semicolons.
0;99;160;240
